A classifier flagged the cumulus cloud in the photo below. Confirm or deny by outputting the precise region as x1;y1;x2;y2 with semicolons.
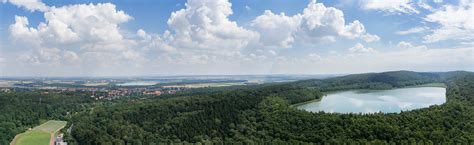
18;48;80;65
166;0;259;52
9;2;144;66
423;0;474;43
341;20;380;42
348;43;376;53
134;0;265;65
135;29;176;53
251;0;379;48
3;0;473;76
397;41;413;48
10;3;132;46
9;16;41;47
4;0;49;12
136;29;150;40
300;0;380;42
251;11;301;48
361;0;419;14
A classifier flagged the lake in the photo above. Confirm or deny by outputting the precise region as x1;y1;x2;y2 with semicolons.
297;87;446;114
117;81;158;86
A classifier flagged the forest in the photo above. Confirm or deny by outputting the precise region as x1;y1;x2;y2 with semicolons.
1;71;474;144
0;91;94;145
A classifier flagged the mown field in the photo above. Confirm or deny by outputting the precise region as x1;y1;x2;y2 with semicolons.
10;120;67;145
11;131;49;145
33;120;67;133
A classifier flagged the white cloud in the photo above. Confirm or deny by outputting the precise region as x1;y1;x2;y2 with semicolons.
47;3;132;45
9;3;144;66
9;16;40;47
397;41;413;48
136;29;177;52
166;0;259;52
423;0;474;43
361;0;419;14
18;48;80;65
63;50;80;63
10;3;132;47
130;0;265;66
136;29;150;40
251;10;301;48
348;43;376;53
396;27;428;35
4;0;49;12
142;31;177;53
245;5;251;11
256;46;474;75
251;0;379;49
3;0;473;76
417;1;434;11
308;53;322;61
433;0;443;3
361;33;381;42
299;1;379;42
397;41;428;50
341;20;379;42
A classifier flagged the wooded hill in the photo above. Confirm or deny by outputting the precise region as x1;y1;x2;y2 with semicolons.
1;71;473;144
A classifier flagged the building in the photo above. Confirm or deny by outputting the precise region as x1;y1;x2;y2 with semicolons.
55;133;68;145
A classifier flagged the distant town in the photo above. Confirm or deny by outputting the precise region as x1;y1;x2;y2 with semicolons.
0;75;334;101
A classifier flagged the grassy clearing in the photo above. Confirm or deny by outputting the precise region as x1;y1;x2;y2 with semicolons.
11;120;67;145
13;131;50;145
33;120;67;133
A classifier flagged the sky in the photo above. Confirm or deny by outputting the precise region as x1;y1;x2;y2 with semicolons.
0;0;473;76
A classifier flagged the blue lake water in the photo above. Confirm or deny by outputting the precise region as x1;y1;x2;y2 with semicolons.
297;87;446;114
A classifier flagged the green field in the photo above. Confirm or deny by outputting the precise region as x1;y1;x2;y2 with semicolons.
33;120;67;133
11;120;67;145
13;131;50;145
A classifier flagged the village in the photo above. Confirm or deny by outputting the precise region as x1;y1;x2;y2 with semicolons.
0;82;182;100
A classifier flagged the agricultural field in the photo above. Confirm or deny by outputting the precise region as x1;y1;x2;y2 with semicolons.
10;120;67;145
82;82;109;86
162;82;245;88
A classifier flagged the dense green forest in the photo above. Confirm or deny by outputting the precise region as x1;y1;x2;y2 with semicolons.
0;91;94;145
2;71;474;144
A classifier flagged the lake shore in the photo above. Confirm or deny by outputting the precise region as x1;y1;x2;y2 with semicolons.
292;83;447;108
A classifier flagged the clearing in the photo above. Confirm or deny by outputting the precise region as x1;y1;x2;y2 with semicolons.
10;120;67;145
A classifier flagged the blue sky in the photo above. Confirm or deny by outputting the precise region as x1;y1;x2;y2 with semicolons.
0;0;473;76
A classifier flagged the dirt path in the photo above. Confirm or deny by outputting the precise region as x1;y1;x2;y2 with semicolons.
49;133;53;145
9;134;20;145
48;126;64;145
